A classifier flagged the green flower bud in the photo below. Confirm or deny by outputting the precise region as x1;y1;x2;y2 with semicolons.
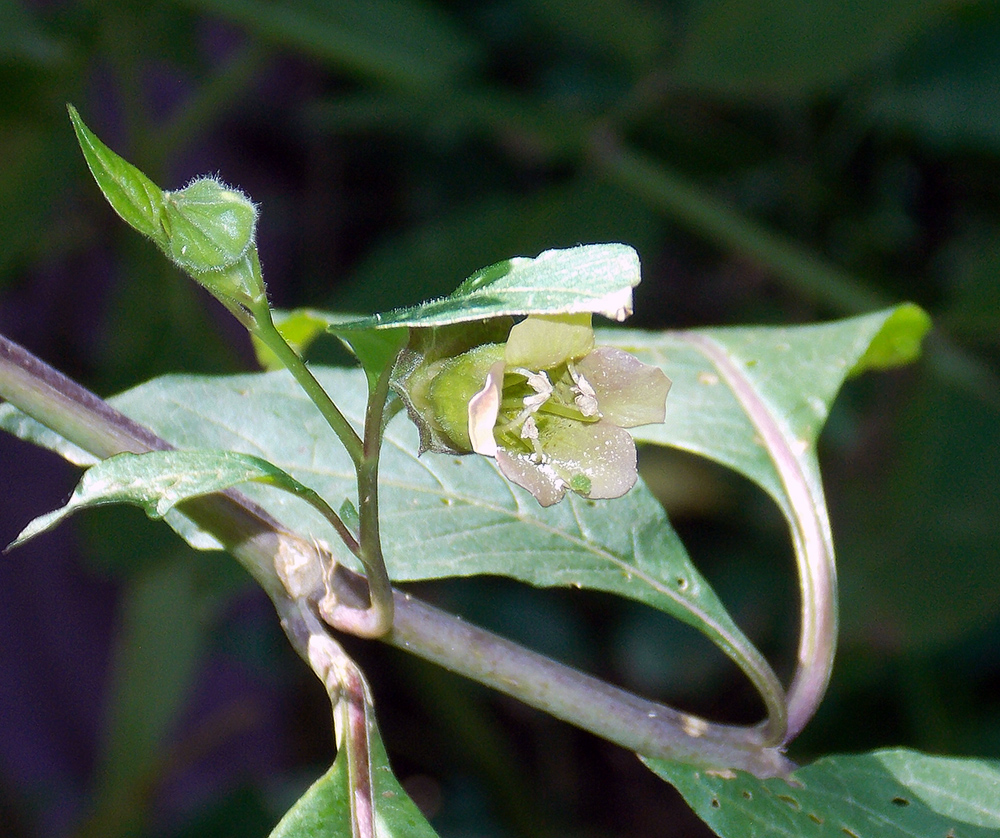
161;177;258;273
68;105;266;315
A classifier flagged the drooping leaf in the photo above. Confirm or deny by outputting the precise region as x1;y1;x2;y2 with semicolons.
269;708;439;838
1;308;929;720
8;449;334;549
645;748;1000;837
334;243;640;330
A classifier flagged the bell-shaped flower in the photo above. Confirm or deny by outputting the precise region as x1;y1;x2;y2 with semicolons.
412;314;670;506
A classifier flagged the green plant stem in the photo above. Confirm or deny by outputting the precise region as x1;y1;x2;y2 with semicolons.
250;311;394;636
0;332;792;777
252;312;365;468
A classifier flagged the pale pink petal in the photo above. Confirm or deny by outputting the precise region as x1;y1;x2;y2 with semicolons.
575;347;670;428
467;361;505;457
496;448;569;507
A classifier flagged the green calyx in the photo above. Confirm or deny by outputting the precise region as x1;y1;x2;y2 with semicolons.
68;105;266;316
428;343;505;451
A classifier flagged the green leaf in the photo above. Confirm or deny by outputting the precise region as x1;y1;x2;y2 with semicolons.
68;104;167;245
334;244;640;330
270;713;439;838
849;302;931;374
645;748;1000;837
673;0;951;101
2;308;928;722
101;367;777;698
9;449;330;548
614;305;930;519
252;309;342;370
330;324;409;393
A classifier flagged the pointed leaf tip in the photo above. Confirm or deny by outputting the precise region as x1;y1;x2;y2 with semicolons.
850;303;931;375
67;104;166;245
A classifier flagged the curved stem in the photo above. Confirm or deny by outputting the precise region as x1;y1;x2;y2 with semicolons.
250;311;394;636
0;331;793;777
681;332;837;745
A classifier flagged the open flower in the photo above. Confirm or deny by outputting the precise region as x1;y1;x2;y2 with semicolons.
398;314;670;506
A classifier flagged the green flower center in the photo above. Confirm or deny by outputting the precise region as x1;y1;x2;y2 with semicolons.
494;361;602;460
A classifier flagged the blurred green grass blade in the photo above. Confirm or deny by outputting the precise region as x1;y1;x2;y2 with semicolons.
526;0;673;70
868;13;1000;153
332;178;659;316
176;0;481;89
81;557;207;838
672;0;952;101
646;748;1000;836
0;0;71;66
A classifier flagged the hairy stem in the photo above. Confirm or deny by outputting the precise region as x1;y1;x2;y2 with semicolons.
0;332;792;777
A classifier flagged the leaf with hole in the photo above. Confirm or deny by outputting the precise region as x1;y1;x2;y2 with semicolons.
646;748;1000;837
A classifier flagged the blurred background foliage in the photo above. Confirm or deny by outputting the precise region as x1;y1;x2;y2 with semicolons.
1;0;999;836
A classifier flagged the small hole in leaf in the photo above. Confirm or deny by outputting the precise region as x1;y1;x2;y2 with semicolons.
742;791;752;800
676;577;688;591
891;797;909;807
710;798;720;809
842;829;860;838
441;497;453;506
808;813;823;825
777;794;800;811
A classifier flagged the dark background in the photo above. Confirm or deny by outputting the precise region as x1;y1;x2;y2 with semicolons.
2;1;1000;836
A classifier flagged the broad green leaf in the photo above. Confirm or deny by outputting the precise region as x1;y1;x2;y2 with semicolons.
673;0;951;101
334;244;639;330
611;305;930;521
85;367;775;703
645;748;1000;837
9;449;333;548
270;712;439;838
1;309;928;719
